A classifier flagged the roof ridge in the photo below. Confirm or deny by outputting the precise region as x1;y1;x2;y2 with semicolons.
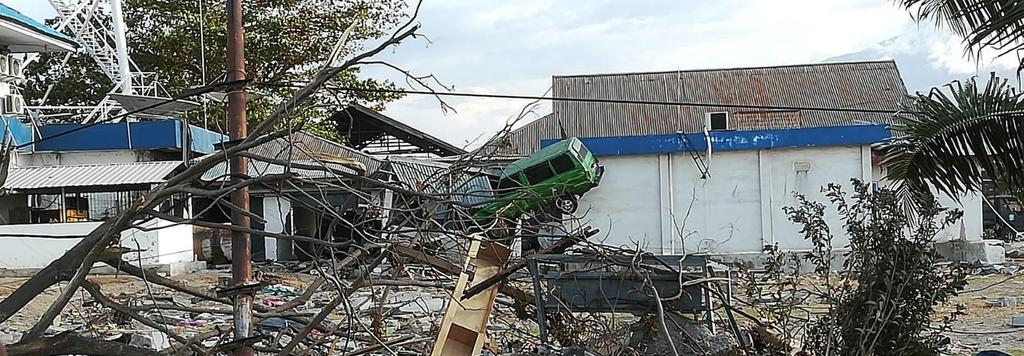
552;59;897;79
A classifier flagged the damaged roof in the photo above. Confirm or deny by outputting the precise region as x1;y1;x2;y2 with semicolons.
332;104;466;157
201;131;379;181
374;156;493;207
505;60;908;154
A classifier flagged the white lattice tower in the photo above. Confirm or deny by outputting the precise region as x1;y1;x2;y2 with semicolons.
46;0;161;122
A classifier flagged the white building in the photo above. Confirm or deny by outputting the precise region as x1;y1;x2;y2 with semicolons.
505;61;982;256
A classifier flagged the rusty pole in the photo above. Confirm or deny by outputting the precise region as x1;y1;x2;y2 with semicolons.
225;0;252;355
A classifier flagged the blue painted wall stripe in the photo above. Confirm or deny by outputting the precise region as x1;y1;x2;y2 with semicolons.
35;120;226;154
0;116;33;151
540;124;891;157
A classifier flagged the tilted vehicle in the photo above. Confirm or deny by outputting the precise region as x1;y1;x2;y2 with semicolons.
473;137;603;220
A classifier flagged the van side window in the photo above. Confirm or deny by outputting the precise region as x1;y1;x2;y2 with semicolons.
497;176;521;191
523;164;555;185
550;154;575;174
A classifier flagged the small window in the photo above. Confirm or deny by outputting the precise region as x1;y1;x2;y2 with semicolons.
550;154;576;174
707;112;729;131
523;164;555;185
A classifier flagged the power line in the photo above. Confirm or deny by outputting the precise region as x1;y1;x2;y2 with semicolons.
16;79;248;149
256;82;912;115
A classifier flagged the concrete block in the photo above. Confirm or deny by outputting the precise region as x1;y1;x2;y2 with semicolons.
161;261;206;277
1011;316;1024;327
933;239;1005;264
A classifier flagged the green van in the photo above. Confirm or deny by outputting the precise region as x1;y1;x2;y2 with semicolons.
474;137;603;219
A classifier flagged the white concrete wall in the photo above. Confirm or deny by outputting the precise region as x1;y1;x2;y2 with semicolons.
872;165;984;242
0;222;101;269
262;196;292;260
0;218;194;269
577;145;983;254
15;150;152;167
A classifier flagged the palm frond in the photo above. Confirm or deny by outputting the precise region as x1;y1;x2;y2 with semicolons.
883;73;1024;202
897;0;1024;71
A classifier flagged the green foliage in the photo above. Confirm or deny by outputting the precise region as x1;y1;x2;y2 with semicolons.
792;180;966;355
23;0;407;138
748;180;967;355
22;52;111;106
883;73;1024;202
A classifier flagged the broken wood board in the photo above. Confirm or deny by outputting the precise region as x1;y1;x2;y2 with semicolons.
430;238;509;356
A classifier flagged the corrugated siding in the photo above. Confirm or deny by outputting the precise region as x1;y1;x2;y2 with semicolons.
201;131;376;181
201;159;357;181
505;61;906;154
5;161;180;190
377;157;494;206
248;132;381;174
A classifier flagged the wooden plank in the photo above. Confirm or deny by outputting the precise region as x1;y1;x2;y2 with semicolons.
431;239;509;356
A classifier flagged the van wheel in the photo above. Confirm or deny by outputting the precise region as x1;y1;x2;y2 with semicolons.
555;195;578;214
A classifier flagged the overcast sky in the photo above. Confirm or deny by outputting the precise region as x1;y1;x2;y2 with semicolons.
10;1;1021;148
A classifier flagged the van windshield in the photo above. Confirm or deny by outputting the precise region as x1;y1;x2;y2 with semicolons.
572;140;590;160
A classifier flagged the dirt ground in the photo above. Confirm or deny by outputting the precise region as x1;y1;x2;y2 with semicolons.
0;270;319;334
944;271;1024;355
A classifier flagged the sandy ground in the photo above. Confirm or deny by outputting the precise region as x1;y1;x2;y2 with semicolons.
944;272;1024;355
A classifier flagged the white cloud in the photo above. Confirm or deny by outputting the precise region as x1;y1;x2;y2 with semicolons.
13;0;1023;144
928;35;1020;75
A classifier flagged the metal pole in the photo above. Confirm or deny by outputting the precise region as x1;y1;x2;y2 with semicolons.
109;0;133;95
526;258;549;348
225;0;252;355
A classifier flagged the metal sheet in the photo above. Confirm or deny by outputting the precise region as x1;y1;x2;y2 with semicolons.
5;161;180;190
201;132;374;181
109;94;200;118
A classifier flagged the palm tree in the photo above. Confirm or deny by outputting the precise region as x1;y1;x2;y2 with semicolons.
883;74;1024;201
885;1;1024;199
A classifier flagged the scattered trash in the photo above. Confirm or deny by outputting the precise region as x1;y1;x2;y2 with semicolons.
985;296;1022;308
259;284;301;297
175;320;206;329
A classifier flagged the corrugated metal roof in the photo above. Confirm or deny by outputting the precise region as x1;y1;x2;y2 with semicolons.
375;157;494;206
505;60;907;154
201;159;358;182
5;161;180;190
249;131;381;174
201;131;379;181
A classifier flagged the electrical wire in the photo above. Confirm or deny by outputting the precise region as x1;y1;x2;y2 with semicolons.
255;82;915;115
